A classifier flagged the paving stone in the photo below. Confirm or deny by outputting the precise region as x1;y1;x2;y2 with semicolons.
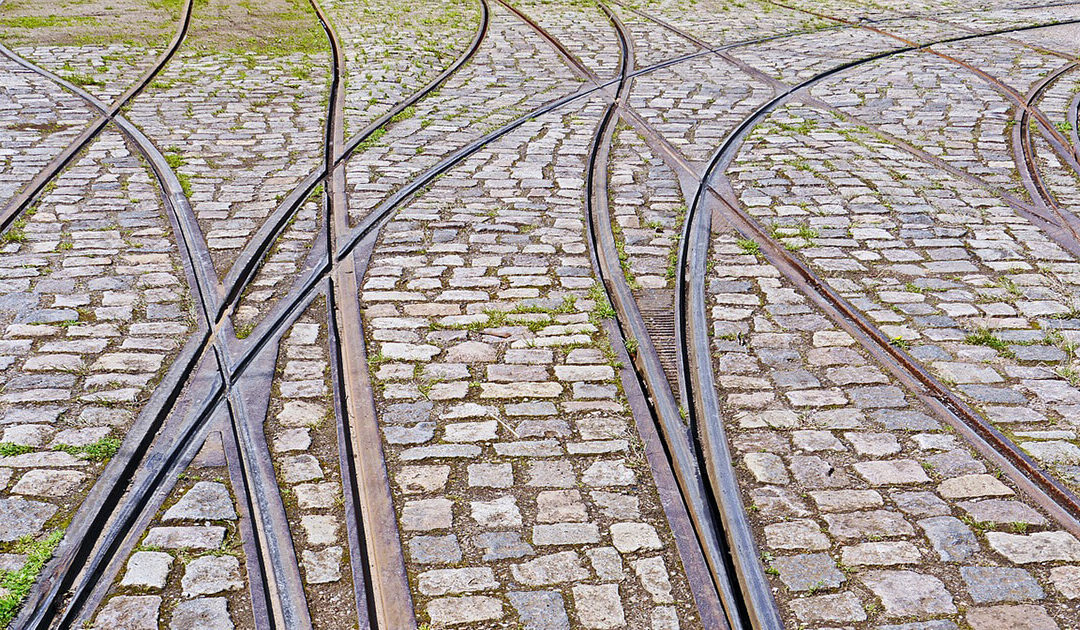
508;590;570;630
810;489;883;512
536;490;587;523
397;465;450;494
181;555;242;597
402;498;453;531
427;596;504;625
11;469;85;497
471;496;522;529
475;532;534;561
1049;566;1080;598
631;556;674;603
743;452;789;484
295;482;340;509
581;460;635;486
960;566;1044;603
300;515;339;546
824;510;913;539
772;553;844;591
763;519;830;550
966;604;1058;630
918;516;979;562
789;592;867;623
841;541;920;566
986;531;1080;563
860;570;956;617
163;482;236;521
853;459;930;485
409;534;461;564
511;551;589;585
892;491;950;517
937;474;1013;498
301;546;343;584
169;598;233;630
572;584;625;629
95;595;162;630
610;522;662;553
142;526;225;550
120;551;173;590
0;496;57;541
418;567;498;596
467;463;513;487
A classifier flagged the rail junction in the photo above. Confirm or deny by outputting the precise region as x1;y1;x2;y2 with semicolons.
2;0;1080;628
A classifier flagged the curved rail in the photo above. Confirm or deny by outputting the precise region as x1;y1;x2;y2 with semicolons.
1014;61;1080;247
6;2;495;625
0;0;194;236
7;8;1080;628
674;41;1080;566
220;0;491;314
1071;91;1080;148
504;1;752;626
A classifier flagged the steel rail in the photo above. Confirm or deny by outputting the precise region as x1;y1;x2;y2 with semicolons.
0;42;315;630
313;0;419;624
580;3;734;627
219;1;491;316
1071;91;1080;148
9;11;1080;628
6;3;494;625
503;1;761;626
0;0;194;236
766;0;1080;172
673;50;1080;554
1014;61;1080;246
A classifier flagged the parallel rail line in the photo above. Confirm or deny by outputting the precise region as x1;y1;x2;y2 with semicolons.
5;3;1080;628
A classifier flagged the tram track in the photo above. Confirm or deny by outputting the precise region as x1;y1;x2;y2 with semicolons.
0;0;194;236
1014;61;1080;246
7;3;1080;628
664;0;1080;556
549;4;1080;627
0;0;491;626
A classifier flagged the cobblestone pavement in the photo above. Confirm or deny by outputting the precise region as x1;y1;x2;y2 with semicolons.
4;0;1080;628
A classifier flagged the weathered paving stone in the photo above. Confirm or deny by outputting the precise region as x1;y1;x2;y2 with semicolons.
426;595;504;625
986;531;1080;563
772;553;845;591
163;482;236;522
181;555;243;597
789;592;867;623
120;551;173;590
17;3;1080;627
860;570;957;617
918;516;979;562
142;526;225;550
960;566;1044;603
508;590;570;630
94;595;162;630
169;598;233;630
572;584;626;629
0;496;58;538
966;604;1059;630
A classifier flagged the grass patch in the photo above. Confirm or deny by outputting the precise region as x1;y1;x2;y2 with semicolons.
164;149;192;196
0;442;34;457
737;238;760;255
0;530;64;626
61;73;104;87
965;328;1010;354
54;436;121;462
588;284;616;325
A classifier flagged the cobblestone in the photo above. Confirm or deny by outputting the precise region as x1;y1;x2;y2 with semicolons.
7;1;1080;627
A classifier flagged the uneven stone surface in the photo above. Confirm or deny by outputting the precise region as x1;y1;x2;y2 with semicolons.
7;0;1080;628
